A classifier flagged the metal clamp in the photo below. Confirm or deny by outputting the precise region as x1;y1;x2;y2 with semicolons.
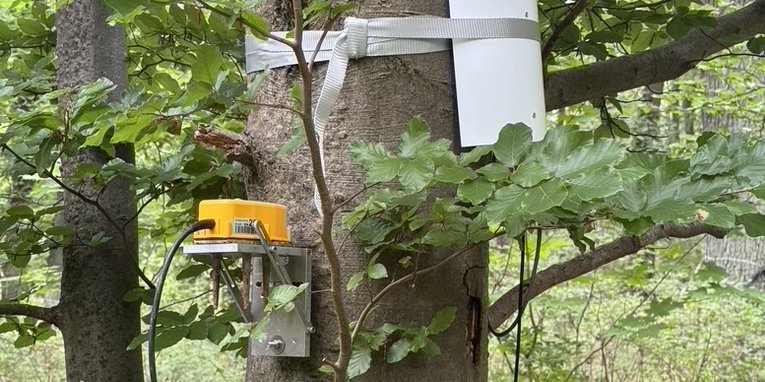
252;220;314;334
182;227;313;357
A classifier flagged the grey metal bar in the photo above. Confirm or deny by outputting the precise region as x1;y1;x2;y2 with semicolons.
219;257;252;323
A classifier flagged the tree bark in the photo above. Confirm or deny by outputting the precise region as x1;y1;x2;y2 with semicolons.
244;1;487;381
55;1;142;381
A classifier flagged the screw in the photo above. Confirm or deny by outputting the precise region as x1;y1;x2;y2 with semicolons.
268;336;285;355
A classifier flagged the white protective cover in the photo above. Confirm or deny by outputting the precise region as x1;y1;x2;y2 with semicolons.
450;0;546;146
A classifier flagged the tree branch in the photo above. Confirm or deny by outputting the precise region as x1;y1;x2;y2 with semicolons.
0;303;59;327
486;222;728;330
545;0;765;111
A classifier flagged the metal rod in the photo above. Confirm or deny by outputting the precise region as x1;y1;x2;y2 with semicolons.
219;257;252;323
253;220;315;333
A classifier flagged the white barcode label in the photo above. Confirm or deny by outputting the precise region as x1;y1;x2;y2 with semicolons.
232;219;257;235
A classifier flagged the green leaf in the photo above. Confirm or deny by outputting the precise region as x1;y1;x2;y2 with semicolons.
46;226;74;237
386;338;412;363
476;163;511;182
351;142;390;166
555;139;623;179
186;320;208;340
366;157;402;183
457;179;494;205
265;283;308;312
14;334;35;348
191;45;224;87
348;346;372;379
101;0;148;17
568;168;622;200
427;307;456;335
522;179;568;214
434;165;476;184
240;10;270;37
250;316;269;342
420;338;441;357
399;118;430;158
422;226;462;247
493;123;532;168
666;16;692;40
276;119;306;157
736;214;765;237
176;264;209;280
0;321;16;334
183;304;199;325
485;184;524;224
347;271;364;291
83;125;112;147
398;157;434;191
154;326;189;352
458;146;492;166
747;36;765;54
207;322;230;345
701;204;736;228
366;263;388;280
510;162;551;188
644;199;696;223
126;333;146;351
123;287;147;302
6;205;34;217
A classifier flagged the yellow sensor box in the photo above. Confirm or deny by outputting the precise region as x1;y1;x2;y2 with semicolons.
193;199;290;243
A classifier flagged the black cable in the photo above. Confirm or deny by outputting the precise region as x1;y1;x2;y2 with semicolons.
513;232;525;382
490;229;543;338
148;219;215;382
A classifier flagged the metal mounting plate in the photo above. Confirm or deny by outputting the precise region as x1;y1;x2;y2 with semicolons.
182;243;312;357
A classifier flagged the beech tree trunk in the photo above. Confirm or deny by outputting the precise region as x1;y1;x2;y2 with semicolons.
55;1;143;381
244;1;488;381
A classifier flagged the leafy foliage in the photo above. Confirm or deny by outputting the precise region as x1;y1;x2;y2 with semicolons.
348;121;765;269
349;307;456;378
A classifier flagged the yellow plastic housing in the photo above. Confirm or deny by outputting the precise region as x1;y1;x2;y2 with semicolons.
193;199;290;243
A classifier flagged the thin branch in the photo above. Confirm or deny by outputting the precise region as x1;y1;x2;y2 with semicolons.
351;240;489;342
283;0;352;379
0;303;58;327
308;15;338;71
235;98;302;114
487;222;727;330
331;182;380;214
542;0;589;62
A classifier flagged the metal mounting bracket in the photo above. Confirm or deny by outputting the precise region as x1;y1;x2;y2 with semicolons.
183;236;312;357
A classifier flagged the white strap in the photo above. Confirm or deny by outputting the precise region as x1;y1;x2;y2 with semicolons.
245;17;540;215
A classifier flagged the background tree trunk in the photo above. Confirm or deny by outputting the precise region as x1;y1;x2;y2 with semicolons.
244;1;488;381
55;1;143;381
699;0;765;290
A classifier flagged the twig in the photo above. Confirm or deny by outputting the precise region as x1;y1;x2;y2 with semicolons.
331;182;381;214
541;0;589;61
350;241;489;343
308;15;338;71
